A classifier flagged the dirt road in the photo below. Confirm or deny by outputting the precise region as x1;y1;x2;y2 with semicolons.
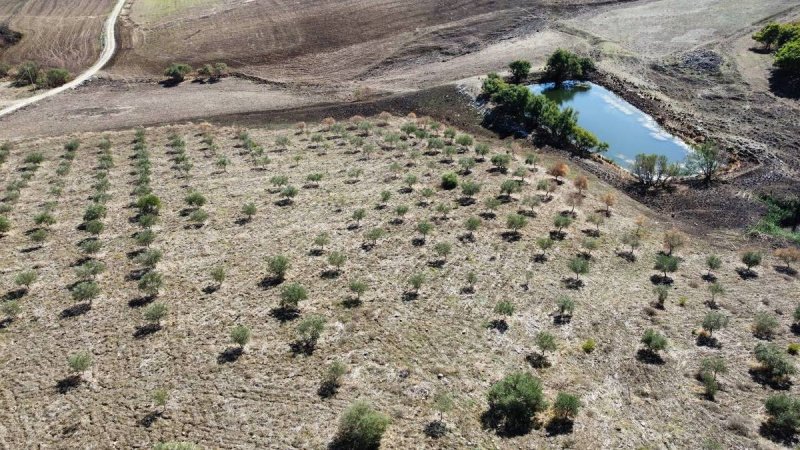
0;0;126;118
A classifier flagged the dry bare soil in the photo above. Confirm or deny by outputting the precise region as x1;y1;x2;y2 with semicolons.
0;0;116;73
0;116;798;448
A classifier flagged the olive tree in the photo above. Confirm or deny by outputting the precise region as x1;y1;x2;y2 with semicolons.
332;401;390;449
485;372;547;435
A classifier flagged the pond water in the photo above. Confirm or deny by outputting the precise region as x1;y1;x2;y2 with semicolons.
529;82;691;168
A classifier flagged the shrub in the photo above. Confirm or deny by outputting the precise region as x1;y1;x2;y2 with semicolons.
755;342;796;379
441;172;458;190
557;296;575;317
138;271;164;296
536;237;554;256
34;212;56;227
653;285;669;308
741;250;763;270
506;213;527;233
29;228;48;243
349;280;368;299
455;134;474;148
14;270;37;289
461;180;481;198
144;302;168;324
136;194;162;215
417;220;433;239
230;324;251;349
135;229;156;247
210;266;226;286
706;255;722;276
67;351;92;374
567;257;589;280
495;300;515;317
14;61;40;86
491;153;511;171
188;209;208;224
297;315;326;347
581;339;596;353
409;273;425;293
314;233;330;251
394;204;409;218
79;238;102;255
754;312;779;339
267;255;290;281
654;254;679;279
702;312;729;337
85;220;104;235
44;68;70;88
1;300;20;319
486;372;547;433
548;162;569;181
137;248;163;268
775;247;800;270
552;392;581;420
536;331;557;354
71;280;101;303
75;259;106;280
765;394;800;435
364;228;385;245
500;179;520;197
352;208;366;224
280;283;307;310
553;215;572;232
241;202;257;220
185;191;207;208
509;60;532;82
333;401;390;449
433;242;452;260
663;229;685;256
0;216;9;234
164;63;192;82
328;251;347;270
465;217;481;234
641;329;667;352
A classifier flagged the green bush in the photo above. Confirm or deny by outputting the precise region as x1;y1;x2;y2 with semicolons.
552;392;581;420
765;394;800;434
641;329;667;353
67;351;92;374
581;338;596;353
138;271;164;296
71;280;100;302
755;342;796;379
334;401;390;449
164;63;192;82
230;324;251;348
44;68;70;88
441;172;458;190
486;372;547;434
754;312;779;339
280;283;307;310
267;255;290;280
144;302;168;324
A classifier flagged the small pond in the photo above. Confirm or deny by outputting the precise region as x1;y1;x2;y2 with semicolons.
529;81;691;168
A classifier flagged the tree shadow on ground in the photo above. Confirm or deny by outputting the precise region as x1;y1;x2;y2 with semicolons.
342;297;362;308
749;367;792;390
650;274;673;285
270;306;299;322
761;418;800;446
488;319;508;333
290;340;316;356
424;420;447;438
402;291;418;302
202;284;220;294
736;267;759;280
500;231;521;243
56;375;82;394
318;380;339;399
428;259;446;269
562;278;583;290
259;276;284;289
133;323;162;339
217;347;243;364
636;349;665;365
549;230;566;241
139;411;163;428
480;406;534;437
545;418;574;437
775;265;798;277
526;352;550;369
3;288;26;301
128;295;156;308
60;302;91;319
696;334;721;348
320;269;341;279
